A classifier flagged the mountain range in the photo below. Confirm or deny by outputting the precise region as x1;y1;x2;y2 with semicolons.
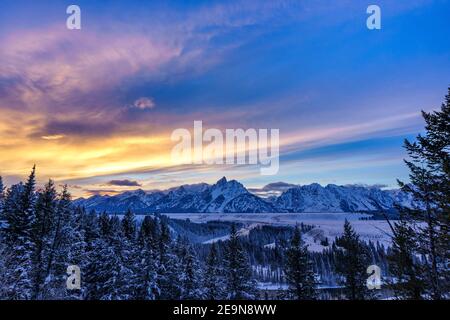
73;177;413;214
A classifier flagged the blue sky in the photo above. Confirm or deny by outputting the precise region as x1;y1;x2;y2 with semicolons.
0;0;449;196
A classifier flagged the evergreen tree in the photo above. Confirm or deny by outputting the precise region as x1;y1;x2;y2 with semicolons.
387;220;424;299
110;215;136;300
99;212;112;239
395;87;450;299
41;185;74;298
84;214;127;300
31;180;57;299
121;209;136;241
2;166;36;244
0;167;37;299
178;242;204;299
204;243;225;300
82;210;100;251
224;224;257;300
0;175;4;210
156;221;182;299
134;216;159;300
84;238;122;300
334;220;371;300
0;183;24;245
66;206;87;300
284;226;316;300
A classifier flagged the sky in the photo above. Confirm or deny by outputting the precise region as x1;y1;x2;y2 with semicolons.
0;0;449;198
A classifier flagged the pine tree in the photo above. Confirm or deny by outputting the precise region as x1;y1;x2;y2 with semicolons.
84;213;127;300
387;220;424;299
0;167;37;299
284;226;316;300
204;243;225;300
114;210;140;299
66;206;87;300
0;175;4;210
150;220;181;299
99;212;112;238
334;220;371;300
40;185;74;298
31;179;57;299
395;87;450;299
110;214;137;300
178;242;204;299
84;238;122;300
3;167;36;244
121;209;136;241
134;216;159;300
224;224;257;300
82;210;100;251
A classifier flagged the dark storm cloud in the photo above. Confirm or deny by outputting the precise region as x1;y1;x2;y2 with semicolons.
106;179;142;187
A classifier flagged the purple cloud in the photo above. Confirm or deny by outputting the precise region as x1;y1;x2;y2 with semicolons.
107;179;142;187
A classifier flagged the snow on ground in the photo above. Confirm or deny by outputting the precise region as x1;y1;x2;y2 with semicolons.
163;213;394;250
257;282;289;290
202;223;262;244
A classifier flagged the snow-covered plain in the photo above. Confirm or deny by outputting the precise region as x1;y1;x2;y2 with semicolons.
163;212;394;251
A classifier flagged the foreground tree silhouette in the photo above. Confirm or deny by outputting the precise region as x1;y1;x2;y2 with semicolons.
387;220;424;299
204;243;225;300
392;87;450;299
284;226;316;300
334;220;371;300
224;224;256;299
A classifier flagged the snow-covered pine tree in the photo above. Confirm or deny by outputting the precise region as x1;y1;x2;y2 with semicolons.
224;224;257;300
395;87;450;299
334;219;371;300
177;240;204;299
0;167;37;299
82;210;100;251
31;179;58;299
40;185;74;298
0;175;4;276
0;175;7;299
84;213;126;300
134;216;159;300
66;206;87;300
0;184;23;245
156;221;182;299
121;209;136;241
107;214;136;300
84;238;122;300
99;212;112;238
204;243;225;300
0;175;4;210
284;226;316;300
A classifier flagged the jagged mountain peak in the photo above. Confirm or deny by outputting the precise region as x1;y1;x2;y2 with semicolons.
73;178;409;214
216;176;228;185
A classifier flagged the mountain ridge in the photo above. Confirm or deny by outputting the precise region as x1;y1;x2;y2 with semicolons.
73;177;411;214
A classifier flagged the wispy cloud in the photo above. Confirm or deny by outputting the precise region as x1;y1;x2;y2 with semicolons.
131;97;155;110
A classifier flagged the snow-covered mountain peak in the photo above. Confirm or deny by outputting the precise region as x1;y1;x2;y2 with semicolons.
73;179;411;214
